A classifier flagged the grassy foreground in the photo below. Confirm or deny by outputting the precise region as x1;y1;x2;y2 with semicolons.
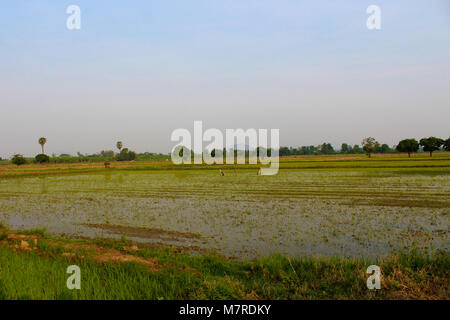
0;226;448;300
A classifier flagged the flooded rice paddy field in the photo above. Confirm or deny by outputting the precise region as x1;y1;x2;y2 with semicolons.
0;168;448;259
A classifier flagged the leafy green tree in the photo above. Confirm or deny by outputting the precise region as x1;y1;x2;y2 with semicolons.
320;143;335;154
396;139;419;158
35;154;50;163
12;154;27;165
279;147;291;156
299;146;316;155
419;137;444;157
362;137;380;158
378;144;392;154
38;137;47;154
341;143;350;154
443;138;450;152
352;145;362;154
288;147;299;155
116;148;137;161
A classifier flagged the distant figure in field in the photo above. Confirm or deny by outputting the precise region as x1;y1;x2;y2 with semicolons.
104;161;111;168
219;169;225;176
257;168;261;175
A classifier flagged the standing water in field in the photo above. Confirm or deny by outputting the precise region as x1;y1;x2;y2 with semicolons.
0;169;448;259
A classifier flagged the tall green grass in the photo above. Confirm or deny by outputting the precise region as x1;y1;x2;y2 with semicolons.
0;244;447;300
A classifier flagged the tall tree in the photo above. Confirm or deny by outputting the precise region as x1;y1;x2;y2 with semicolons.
443;137;450;152
116;141;123;152
362;137;380;158
38;137;47;154
353;144;363;154
341;143;350;154
396;138;419;157
419;137;444;157
320;143;335;154
279;147;290;156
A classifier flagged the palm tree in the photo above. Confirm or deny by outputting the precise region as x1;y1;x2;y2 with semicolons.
116;141;123;152
38;137;47;154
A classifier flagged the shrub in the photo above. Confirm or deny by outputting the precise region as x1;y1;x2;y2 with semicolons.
35;154;50;163
11;154;27;165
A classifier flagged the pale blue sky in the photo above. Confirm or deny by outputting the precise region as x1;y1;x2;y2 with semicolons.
1;1;449;157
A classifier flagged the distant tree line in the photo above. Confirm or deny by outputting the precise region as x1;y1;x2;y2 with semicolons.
6;138;169;165
278;136;450;157
278;141;391;157
174;135;450;160
4;135;449;165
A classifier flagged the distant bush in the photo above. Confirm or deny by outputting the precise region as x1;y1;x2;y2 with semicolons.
136;152;170;161
35;154;50;163
45;155;115;164
11;154;27;165
116;148;137;161
100;150;115;157
377;143;394;154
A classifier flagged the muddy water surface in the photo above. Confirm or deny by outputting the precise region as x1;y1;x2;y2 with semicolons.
0;169;448;259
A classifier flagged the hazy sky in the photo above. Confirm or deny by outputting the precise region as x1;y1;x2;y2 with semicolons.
1;0;449;157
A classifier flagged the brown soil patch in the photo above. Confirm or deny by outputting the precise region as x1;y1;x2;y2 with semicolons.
0;230;159;271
